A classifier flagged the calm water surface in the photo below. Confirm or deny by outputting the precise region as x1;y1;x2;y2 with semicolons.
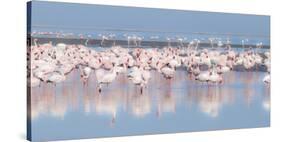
30;70;270;141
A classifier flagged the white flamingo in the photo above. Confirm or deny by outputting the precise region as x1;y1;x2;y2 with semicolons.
161;66;175;79
208;70;223;84
96;67;118;93
43;72;66;85
80;66;92;84
195;71;210;83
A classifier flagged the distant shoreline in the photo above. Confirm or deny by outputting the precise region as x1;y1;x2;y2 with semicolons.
28;37;271;49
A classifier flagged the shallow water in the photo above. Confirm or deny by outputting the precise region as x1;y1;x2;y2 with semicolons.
30;70;270;141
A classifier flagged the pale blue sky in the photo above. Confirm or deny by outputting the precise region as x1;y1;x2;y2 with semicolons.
30;1;270;36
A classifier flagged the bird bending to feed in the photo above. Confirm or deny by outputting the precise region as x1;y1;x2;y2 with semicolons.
161;66;175;79
80;66;92;84
43;72;66;86
208;70;223;84
195;71;210;83
96;66;118;93
195;70;222;84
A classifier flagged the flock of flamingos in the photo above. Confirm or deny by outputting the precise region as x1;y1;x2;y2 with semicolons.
28;38;271;94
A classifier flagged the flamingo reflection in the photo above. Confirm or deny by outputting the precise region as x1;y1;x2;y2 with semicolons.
30;71;269;122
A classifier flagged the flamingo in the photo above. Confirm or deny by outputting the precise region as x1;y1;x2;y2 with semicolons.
195;71;210;83
208;70;223;84
80;66;92;84
216;65;230;74
217;40;223;48
168;56;181;69
139;67;151;93
43;72;66;85
190;64;201;77
56;43;67;51
99;34;109;47
161;66;175;79
88;57;102;69
209;38;215;48
29;34;270;93
127;66;151;94
96;67;118;93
